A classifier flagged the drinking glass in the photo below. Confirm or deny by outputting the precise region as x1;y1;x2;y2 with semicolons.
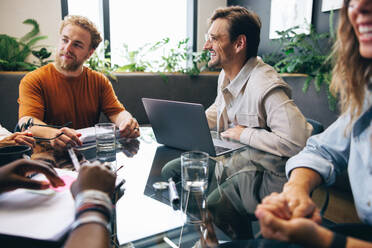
95;123;117;171
181;151;209;224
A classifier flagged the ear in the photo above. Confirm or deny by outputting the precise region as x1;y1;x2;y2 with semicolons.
234;34;246;53
87;48;95;58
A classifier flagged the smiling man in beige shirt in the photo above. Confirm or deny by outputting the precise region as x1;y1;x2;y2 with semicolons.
204;6;312;157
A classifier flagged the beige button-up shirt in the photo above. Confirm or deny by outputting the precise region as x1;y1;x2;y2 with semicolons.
206;57;313;157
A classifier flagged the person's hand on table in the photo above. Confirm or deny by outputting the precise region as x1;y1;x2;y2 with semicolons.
255;206;333;247
255;187;325;247
70;162;116;198
220;125;245;141
0;131;35;148
50;127;82;151
0;159;65;193
256;185;321;224
118;117;140;139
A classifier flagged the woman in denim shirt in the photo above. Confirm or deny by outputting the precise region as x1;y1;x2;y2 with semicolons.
255;0;372;247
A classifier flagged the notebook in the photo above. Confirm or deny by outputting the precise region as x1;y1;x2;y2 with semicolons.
142;98;247;157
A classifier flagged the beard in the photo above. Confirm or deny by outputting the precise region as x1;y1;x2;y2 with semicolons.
207;51;222;69
55;52;85;72
208;56;221;69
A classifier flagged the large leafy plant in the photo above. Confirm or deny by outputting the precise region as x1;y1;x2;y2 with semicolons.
115;37;211;76
116;38;168;72
85;40;118;80
0;19;51;71
263;21;337;111
159;38;211;76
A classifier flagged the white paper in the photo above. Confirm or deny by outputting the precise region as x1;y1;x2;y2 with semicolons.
116;195;185;245
77;126;120;144
0;169;77;240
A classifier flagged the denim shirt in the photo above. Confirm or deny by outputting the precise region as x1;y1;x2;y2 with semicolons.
286;92;372;224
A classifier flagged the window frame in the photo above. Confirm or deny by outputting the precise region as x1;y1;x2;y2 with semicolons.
60;0;197;58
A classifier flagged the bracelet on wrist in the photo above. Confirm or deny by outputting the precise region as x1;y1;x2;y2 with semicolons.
75;204;111;221
75;190;113;211
70;215;110;233
75;190;112;205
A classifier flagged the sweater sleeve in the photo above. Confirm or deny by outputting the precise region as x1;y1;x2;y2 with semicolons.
18;72;45;121
99;76;125;117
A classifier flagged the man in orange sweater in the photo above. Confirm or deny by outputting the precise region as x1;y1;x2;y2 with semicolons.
18;15;139;151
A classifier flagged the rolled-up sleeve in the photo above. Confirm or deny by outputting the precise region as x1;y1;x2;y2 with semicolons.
240;88;313;157
206;102;217;129
286;113;351;185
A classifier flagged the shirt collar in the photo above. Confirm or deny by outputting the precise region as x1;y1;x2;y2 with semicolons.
222;56;259;98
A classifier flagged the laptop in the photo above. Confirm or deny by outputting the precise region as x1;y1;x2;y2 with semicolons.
142;98;247;157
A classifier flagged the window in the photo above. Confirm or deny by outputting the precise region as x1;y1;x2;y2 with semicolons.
64;0;189;69
67;0;105;53
110;0;187;68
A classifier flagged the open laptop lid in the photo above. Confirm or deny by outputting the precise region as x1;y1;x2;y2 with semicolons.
142;98;218;156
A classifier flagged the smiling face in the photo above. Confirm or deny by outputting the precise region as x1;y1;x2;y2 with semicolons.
348;0;372;58
55;24;94;73
203;18;237;69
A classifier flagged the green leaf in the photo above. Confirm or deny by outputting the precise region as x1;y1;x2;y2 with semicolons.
20;19;40;43
302;76;312;93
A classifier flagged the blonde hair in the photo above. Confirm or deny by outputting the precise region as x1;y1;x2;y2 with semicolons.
60;15;102;50
330;1;372;123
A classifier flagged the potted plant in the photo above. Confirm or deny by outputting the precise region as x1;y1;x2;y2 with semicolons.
262;17;339;128
0;19;52;71
86;38;219;125
0;19;54;131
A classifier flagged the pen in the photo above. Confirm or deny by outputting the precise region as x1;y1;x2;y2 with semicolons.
115;165;124;173
23;154;38;178
163;236;178;248
168;177;180;210
67;146;80;171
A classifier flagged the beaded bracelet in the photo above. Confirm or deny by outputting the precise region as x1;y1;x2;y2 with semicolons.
76;199;112;215
76;204;111;221
75;190;112;206
70;215;110;233
75;190;113;216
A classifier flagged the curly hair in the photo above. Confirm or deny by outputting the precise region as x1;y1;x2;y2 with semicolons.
330;0;372;123
209;6;261;60
59;15;102;50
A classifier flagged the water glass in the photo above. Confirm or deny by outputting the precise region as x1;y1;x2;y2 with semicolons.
181;151;209;224
181;151;209;192
95;123;117;171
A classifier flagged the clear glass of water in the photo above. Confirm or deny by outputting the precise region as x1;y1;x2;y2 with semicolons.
95;123;117;171
181;151;209;192
181;151;209;224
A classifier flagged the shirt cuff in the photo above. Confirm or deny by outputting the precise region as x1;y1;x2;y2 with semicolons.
286;152;336;185
239;127;255;145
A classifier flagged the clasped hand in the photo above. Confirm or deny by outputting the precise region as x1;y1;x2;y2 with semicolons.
255;188;323;245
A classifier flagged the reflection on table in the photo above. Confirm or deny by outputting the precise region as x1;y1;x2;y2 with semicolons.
0;126;289;248
111;127;289;247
